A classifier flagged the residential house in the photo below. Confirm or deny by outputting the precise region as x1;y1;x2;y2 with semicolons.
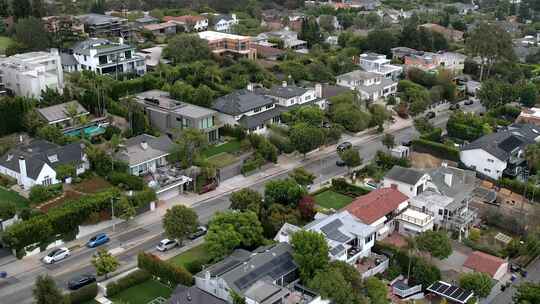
76;13;130;37
36;101;90;130
381;165;430;198
255;28;308;50
198;31;257;60
195;242;328;304
358;53;402;81
516;107;540;126
115;134;173;176
212;88;279;134
135;15;159;27
134;90;221;143
164;15;208;31
460;124;540;180
463;251;508;281
390;47;417;61
345;187;409;240
0;50;64;99
0;140;89;189
336;70;398;101
512;34;540;63
142;22;177;36
378;8;412;24
136;45;170;70
420;23;464;41
392;47;466;74
207;13;238;33
254;44;286;60
438;52;467;74
447;2;477;15
61;38;146;76
168;285;227;304
42;15;85;36
397;208;434;236
259;82;324;109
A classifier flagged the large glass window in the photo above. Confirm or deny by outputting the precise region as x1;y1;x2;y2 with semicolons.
99;55;108;65
125;51;132;59
199;117;213;129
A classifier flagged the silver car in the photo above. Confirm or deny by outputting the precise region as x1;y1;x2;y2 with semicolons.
156;239;178;252
43;247;70;264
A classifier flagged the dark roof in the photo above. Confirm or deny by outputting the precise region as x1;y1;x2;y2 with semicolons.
168;285;227;304
321;84;351;99
60;53;77;66
461;124;540;161
115;134;174;166
427;281;474;304
238;106;282;129
212;89;274;115
262;84;308;99
384;166;426;185
0;140;85;180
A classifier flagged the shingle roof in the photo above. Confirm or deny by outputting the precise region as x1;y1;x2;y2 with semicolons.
345;187;408;224
212;89;274;115
337;70;380;82
463;251;507;278
168;285;226;304
384;166;426;185
262;84;308;99
426;166;478;205
36;101;89;123
237;106;281;129
115;134;174;166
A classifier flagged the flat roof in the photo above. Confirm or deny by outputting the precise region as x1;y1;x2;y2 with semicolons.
402;208;431;221
198;31;250;41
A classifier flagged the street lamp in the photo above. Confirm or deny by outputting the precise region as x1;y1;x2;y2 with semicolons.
111;196;116;232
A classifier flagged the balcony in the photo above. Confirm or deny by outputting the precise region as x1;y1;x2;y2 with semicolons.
391;277;422;298
356;253;389;279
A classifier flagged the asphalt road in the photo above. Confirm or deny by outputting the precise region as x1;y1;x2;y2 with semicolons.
0;101;482;303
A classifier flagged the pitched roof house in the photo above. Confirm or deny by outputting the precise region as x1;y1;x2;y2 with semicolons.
115;134;174;176
36;101;90;130
381;166;430;198
463;251;508;281
336;69;398;101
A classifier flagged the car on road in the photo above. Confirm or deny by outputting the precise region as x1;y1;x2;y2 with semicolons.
156;239;178;252
68;274;96;290
336;159;346;167
86;233;110;248
43;247;70;264
337;142;352;152
425;111;436;119
188;226;207;240
449;103;460;110
464;99;474;105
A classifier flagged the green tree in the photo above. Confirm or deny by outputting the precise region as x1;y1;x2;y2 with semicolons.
365;277;390;304
13;0;31;19
289;123;325;157
416;230;452;259
308;268;360;304
289;167;316;186
299;17;322;47
0;0;10;17
318;14;335;32
33;275;67;304
520;83;538;107
526;142;540;172
31;0;44;18
459;272;494;298
477;79;516;109
366;29;398;56
37;125;67;145
205;223;242;261
413;117;434;134
115;197;136;222
192;84;215;108
163;205;198;245
14;17;50;51
331;103;371;133
291;230;329;282
264;178;307;207
382;133;395;150
164;34;211;64
514;282;540;304
91;248;120;278
230;188;262;213
264;203;301;234
339;148;363;173
169;128;208;168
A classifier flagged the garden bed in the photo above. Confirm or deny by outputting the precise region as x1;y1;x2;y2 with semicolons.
313;190;354;210
110;279;172;304
73;176;112;193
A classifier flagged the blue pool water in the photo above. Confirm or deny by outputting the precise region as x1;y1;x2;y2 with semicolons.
65;125;106;137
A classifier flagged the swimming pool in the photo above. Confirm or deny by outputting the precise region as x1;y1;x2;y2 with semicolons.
65;125;106;138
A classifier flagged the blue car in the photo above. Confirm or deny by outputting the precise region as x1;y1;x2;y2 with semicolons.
86;233;110;248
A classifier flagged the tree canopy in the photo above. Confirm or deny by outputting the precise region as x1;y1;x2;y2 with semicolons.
163;205;199;245
416;230;452;260
164;34;212;64
291;230;329;282
459;272;494;298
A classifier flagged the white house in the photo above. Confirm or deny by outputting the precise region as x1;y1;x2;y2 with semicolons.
0;50;64;99
358;53;402;80
259;82;325;109
211;14;238;32
115;134;174;176
61;38;146;76
460;124;540;180
0;140;89;189
397;208;434;236
163;15;208;31
336;69;398;101
381;166;430;198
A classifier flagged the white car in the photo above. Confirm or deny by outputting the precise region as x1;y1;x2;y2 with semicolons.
156;239;178;252
43;247;70;264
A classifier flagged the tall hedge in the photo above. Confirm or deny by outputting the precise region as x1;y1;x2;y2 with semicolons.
138;252;193;287
412;139;460;162
3;189;119;253
106;270;151;297
68;283;98;304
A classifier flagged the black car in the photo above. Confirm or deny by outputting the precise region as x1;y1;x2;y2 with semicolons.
464;99;474;105
68;274;96;290
425;111;436;119
337;142;352;152
336;160;346;167
188;226;207;240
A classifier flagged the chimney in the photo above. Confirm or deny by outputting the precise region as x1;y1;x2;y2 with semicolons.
282;81;287;87
19;135;23;143
315;83;323;98
19;156;27;188
140;140;148;150
444;173;453;187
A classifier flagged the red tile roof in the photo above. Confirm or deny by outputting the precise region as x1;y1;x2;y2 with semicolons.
345;188;408;224
463;251;507;278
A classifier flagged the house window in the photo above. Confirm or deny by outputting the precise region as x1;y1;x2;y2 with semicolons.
42;176;52;186
253;107;261;113
365;234;373;244
265;105;273;110
487;159;494;163
484;168;491;173
199;117;213;129
438;209;443;215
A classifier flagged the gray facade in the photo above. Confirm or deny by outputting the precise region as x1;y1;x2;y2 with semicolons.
134;90;220;142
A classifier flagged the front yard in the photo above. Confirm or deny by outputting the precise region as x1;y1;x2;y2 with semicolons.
314;190;354;210
110;279;172;304
169;244;209;269
206;152;238;168
0;186;29;210
203;139;242;158
73;176;112;194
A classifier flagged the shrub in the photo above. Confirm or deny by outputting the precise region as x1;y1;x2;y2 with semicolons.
411;139;459;161
29;184;63;204
184;259;204;274
0;174;16;187
0;201;17;220
241;155;265;175
108;172;144;190
138;252;193;287
331;178;370;197
68;282;98;304
128;188;157;209
221;124;247;140
106;269;151;297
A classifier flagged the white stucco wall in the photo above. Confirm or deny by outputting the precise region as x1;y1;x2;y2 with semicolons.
460;149;506;180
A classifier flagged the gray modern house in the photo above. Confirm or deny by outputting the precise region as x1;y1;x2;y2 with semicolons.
134;90;221;142
76;13;130;37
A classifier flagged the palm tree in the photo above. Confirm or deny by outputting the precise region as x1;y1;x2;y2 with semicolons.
107;134;125;171
405;236;418;283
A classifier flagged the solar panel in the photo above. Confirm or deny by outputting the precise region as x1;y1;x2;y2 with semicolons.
320;219;350;243
234;252;296;291
427;281;473;304
212;259;244;276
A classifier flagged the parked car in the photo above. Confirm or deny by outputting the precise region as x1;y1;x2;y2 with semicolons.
449;103;460;110
425;111;436;119
43;247;70;264
68;274;96;290
156;239;178;252
464;99;474;105
188;226;208;240
336;159;346;167
86;233;110;248
337;142;352;152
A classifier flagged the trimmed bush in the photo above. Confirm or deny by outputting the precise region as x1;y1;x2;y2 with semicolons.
412;139;460;161
128;188;157;209
241;155;265;175
106;269;151;297
138;252;193;287
331;178;370;197
108;172;144;191
68;282;98;304
29;184;63;204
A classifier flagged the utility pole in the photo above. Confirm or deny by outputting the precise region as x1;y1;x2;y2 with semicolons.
111;197;116;232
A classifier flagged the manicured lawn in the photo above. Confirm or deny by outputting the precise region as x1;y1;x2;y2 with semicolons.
314;190;354;210
0;36;14;53
207;152;238;168
0;186;29;209
111;279;172;304
203;140;242;157
169;244;208;268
